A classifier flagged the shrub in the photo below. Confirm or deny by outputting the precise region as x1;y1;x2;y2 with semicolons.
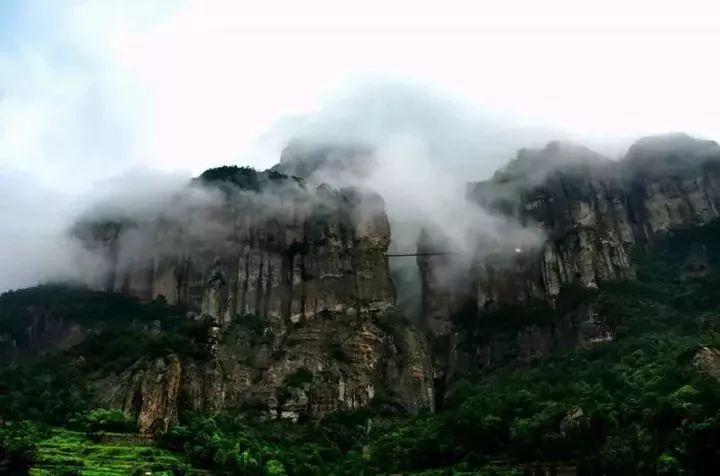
0;421;45;475
81;409;137;434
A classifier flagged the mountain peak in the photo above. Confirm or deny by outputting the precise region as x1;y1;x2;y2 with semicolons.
624;133;720;176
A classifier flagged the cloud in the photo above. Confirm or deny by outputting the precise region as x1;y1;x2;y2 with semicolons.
110;0;720;172
80;168;198;223
0;1;186;291
3;0;720;298
0;9;153;191
264;80;569;179
268;81;551;249
0;170;96;291
4;0;720;186
264;84;556;318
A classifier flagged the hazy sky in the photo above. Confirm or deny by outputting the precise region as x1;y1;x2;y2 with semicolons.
2;0;720;190
1;0;720;291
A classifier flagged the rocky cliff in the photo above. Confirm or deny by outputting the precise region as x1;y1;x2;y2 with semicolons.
9;135;720;431
419;134;720;378
82;168;395;323
72;166;433;432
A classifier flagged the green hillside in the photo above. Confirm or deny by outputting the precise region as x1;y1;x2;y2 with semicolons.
3;221;720;474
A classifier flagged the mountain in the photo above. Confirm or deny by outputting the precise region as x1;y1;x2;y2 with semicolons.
3;134;720;475
419;134;720;380
5;166;434;435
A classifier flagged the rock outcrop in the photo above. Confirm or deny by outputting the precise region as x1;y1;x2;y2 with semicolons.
96;354;182;433
693;346;720;383
81;170;395;325
419;134;720;376
17;135;720;428
75;166;434;430
88;312;433;432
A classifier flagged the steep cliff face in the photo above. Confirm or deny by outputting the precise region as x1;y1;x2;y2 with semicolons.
420;134;720;376
95;354;182;433
82;170;395;325
470;134;720;305
82;312;433;434
12;135;719;429
73;167;433;431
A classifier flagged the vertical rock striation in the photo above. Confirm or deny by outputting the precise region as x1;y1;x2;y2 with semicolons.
76;166;434;429
419;134;720;376
81;171;396;325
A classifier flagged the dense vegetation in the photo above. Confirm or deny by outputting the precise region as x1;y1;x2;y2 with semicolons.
0;285;181;340
198;165;264;190
197;165;300;193
3;221;720;474
0;287;214;428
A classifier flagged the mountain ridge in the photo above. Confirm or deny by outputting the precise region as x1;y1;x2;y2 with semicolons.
4;132;720;474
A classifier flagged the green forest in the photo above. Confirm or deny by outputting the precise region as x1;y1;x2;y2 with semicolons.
3;221;720;475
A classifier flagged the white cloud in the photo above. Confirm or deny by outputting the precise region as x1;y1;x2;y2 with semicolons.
111;0;720;173
4;0;720;183
2;0;720;292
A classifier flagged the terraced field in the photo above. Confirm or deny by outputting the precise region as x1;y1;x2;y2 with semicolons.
29;430;191;476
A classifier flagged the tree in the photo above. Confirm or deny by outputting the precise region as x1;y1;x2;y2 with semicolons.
81;409;137;433
0;421;44;475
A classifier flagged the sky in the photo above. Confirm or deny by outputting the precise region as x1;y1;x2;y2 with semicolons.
1;0;720;291
2;0;720;187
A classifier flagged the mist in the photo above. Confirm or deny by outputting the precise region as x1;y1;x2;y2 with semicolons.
4;1;717;298
0;168;199;292
262;83;565;317
0;77;559;294
0;170;95;291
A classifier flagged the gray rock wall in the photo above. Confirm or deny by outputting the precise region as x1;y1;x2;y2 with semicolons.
419;134;720;377
77;172;434;430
